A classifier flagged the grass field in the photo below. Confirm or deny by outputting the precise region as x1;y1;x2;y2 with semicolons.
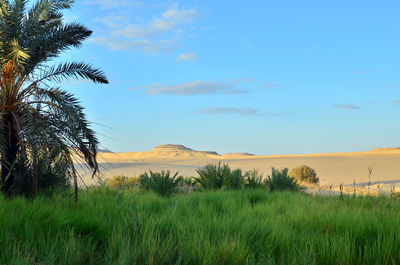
1;189;400;265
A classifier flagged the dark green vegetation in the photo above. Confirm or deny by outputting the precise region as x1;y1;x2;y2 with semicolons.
139;170;183;197
106;165;300;197
289;165;319;184
194;165;302;192
194;163;295;191
265;168;302;192
196;162;231;189
1;189;400;264
0;0;107;199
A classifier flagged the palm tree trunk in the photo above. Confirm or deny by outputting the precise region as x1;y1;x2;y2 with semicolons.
1;113;18;195
31;154;38;199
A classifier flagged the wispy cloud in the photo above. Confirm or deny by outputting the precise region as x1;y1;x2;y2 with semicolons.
392;100;400;104
199;107;259;116
162;3;200;22
89;37;176;54
333;104;360;110
232;77;254;84
176;53;198;61
226;89;250;95
94;14;130;28
146;81;233;95
112;19;179;39
91;3;200;55
131;78;253;95
84;0;143;10
385;83;399;87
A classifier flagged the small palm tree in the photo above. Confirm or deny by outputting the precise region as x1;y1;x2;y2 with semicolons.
265;168;302;192
195;162;231;189
139;170;183;197
0;0;108;199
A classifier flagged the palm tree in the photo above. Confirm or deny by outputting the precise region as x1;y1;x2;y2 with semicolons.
0;0;108;199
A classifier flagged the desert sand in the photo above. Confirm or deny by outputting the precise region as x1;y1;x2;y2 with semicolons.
79;144;400;194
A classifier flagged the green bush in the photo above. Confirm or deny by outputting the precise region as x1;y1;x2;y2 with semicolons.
289;165;319;184
244;169;264;189
11;154;71;197
265;168;302;192
105;175;138;189
195;162;231;189
224;169;245;190
196;164;267;190
139;170;183;197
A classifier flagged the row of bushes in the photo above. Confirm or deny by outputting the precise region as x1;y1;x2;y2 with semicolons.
104;164;318;197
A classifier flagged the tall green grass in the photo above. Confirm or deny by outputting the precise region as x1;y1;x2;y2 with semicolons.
1;190;400;264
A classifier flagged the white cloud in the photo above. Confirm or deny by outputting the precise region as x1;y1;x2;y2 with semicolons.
199;107;258;116
146;81;233;95
176;53;198;61
231;77;254;84
131;78;255;95
162;3;199;22
89;37;175;54
94;14;130;28
142;83;164;89
226;89;250;94
333;104;360;110
92;3;200;55
84;0;143;9
112;24;158;39
385;83;399;87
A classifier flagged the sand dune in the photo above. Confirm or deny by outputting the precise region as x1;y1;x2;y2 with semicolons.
79;144;400;190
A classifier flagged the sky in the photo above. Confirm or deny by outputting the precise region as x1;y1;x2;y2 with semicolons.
56;0;400;155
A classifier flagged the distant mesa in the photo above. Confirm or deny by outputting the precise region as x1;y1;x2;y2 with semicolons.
153;144;194;151
152;144;219;155
371;147;400;151
204;151;219;155
223;153;255;156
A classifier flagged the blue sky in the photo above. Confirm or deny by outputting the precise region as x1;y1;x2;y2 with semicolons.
58;0;400;155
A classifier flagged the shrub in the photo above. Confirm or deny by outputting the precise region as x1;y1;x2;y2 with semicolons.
244;169;264;189
195;162;231;189
11;154;72;196
139;170;183;197
265;168;302;192
105;175;138;189
224;169;245;190
289;165;319;184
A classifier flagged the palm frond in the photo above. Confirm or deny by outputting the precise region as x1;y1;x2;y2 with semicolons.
28;0;73;22
37;62;108;84
8;39;29;64
23;23;92;73
38;88;99;174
